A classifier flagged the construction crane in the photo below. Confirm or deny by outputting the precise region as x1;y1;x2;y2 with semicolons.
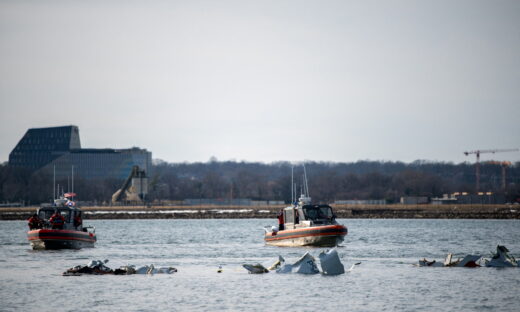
463;148;519;192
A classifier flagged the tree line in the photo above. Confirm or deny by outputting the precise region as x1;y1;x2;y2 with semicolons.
1;160;519;205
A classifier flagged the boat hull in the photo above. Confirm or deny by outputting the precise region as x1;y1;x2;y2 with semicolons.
264;224;347;247
27;229;96;250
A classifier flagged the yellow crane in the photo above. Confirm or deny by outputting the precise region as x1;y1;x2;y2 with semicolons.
463;148;518;192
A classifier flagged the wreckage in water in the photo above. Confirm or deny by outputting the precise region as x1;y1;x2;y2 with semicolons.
264;165;347;247
27;194;96;250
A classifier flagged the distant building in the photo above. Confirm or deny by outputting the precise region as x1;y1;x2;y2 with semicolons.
334;199;387;205
455;193;506;205
183;198;252;206
431;193;506;205
400;196;429;205
8;125;151;180
431;194;458;205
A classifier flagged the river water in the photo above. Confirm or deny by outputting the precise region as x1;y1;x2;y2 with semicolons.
1;219;519;311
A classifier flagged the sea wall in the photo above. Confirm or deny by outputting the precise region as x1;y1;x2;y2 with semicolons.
1;204;519;220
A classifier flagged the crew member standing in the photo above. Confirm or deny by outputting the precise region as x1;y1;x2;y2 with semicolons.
73;214;82;230
277;209;284;231
28;214;42;230
49;211;65;229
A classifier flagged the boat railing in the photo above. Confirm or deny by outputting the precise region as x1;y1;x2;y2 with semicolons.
83;226;96;234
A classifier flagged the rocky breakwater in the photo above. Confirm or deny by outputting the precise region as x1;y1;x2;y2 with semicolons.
333;204;520;219
1;204;519;220
82;206;283;219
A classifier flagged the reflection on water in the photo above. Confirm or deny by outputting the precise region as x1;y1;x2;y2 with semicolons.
0;219;519;311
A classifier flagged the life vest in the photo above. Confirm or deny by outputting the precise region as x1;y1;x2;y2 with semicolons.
277;211;284;224
28;217;40;228
50;214;64;225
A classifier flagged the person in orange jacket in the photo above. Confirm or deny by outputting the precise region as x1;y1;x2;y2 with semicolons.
73;214;82;229
277;209;284;231
49;211;65;229
28;213;42;230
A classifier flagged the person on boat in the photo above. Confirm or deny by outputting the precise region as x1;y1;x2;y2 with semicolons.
277;209;284;231
28;214;42;230
73;214;82;230
50;211;65;229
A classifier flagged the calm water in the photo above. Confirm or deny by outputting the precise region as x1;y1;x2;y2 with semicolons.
1;219;519;312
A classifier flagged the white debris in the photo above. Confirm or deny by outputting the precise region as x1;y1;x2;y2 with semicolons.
485;245;518;267
276;252;319;274
319;248;345;275
454;255;481;267
346;262;361;272
87;259;112;272
418;259;444;267
242;264;269;274
134;264;177;274
267;256;285;271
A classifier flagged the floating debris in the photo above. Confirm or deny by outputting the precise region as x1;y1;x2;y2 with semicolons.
63;260;177;276
277;252;319;274
243;249;354;275
418;245;519;268
485;245;518;267
418;254;481;267
319;249;345;275
346;262;361;272
242;264;269;274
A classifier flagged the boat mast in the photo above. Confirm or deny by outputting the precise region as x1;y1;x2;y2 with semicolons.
291;166;294;204
53;165;56;201
303;163;310;197
72;165;74;201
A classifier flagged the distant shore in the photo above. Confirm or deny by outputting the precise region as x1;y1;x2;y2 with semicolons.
1;204;519;220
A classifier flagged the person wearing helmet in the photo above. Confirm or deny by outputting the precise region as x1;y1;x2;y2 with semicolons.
277;209;284;231
28;213;42;230
73;214;82;230
49;211;65;229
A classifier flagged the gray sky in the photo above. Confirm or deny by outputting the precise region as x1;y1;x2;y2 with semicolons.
1;0;519;164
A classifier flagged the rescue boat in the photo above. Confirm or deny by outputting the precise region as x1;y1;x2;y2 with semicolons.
27;195;96;250
264;165;347;247
264;197;347;247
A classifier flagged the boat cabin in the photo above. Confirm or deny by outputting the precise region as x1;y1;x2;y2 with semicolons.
37;204;83;230
301;204;335;224
283;204;336;229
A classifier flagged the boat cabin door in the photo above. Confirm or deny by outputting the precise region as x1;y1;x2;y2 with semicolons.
283;207;301;229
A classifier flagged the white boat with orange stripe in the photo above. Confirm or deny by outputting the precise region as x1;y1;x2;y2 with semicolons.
27;194;96;250
264;165;348;247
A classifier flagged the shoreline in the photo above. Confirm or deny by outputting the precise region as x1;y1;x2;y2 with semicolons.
1;204;519;220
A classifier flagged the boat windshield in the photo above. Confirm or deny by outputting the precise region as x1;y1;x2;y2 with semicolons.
38;208;71;222
39;209;55;220
302;205;334;222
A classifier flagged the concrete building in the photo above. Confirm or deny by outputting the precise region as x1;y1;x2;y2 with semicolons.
400;196;429;205
334;199;387;205
9;125;151;180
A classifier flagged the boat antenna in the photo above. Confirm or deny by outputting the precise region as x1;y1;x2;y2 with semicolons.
302;163;310;197
293;182;296;205
291;165;294;204
53;165;56;201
